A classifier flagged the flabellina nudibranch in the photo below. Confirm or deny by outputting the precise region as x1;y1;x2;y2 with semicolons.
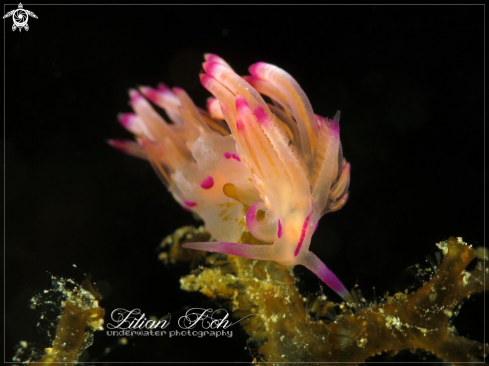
110;54;351;299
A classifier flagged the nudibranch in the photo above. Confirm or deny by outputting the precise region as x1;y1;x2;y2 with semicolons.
110;54;351;299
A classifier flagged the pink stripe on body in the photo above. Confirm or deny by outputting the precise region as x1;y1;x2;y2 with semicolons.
294;210;314;257
183;200;197;207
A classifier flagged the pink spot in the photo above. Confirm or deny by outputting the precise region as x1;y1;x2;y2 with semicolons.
235;96;249;112
118;113;136;128
129;89;143;104
294;210;314;257
248;62;267;77
277;220;282;238
203;61;220;76
246;204;258;227
183;200;197;208
236;119;245;132
140;87;159;104
224;152;241;162
313;222;319;234
328;120;340;137
205;54;223;64
157;83;171;92
253;106;269;124
200;176;214;189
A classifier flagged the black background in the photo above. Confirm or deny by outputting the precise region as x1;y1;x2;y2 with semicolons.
5;5;484;363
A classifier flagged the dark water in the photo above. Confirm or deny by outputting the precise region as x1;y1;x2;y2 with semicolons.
5;5;484;363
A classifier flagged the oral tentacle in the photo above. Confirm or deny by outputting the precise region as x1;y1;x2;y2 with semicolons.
182;241;273;261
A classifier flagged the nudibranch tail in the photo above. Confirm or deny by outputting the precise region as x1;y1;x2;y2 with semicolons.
300;251;350;299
